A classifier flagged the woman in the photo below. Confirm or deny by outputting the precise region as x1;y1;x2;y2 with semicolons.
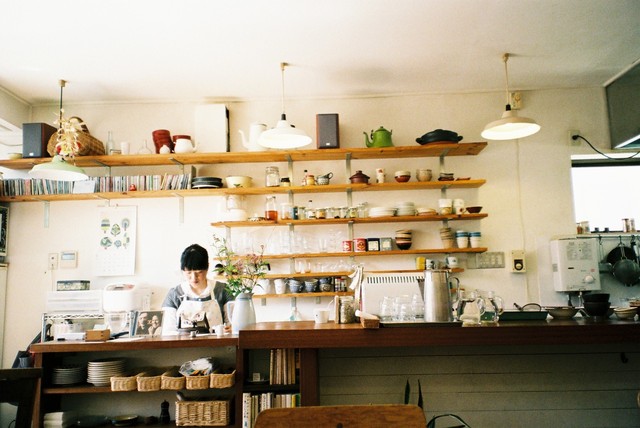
161;244;233;335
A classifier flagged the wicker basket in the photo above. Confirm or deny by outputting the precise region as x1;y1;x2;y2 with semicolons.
161;367;185;391
46;116;106;157
210;369;236;389
185;375;211;390
175;399;230;426
137;368;164;392
110;373;139;392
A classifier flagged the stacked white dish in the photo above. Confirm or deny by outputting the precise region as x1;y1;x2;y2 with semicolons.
395;202;416;216
52;365;85;385
87;358;126;386
369;207;396;218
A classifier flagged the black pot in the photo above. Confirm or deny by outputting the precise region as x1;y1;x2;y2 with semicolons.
416;129;463;145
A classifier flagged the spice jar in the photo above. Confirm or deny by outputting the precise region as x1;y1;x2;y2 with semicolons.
305;174;316;186
316;207;327;219
265;166;280;187
265;196;277;221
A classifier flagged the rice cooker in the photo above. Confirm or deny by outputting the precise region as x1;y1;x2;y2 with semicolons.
103;283;142;312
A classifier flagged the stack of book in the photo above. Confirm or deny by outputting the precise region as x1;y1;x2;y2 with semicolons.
269;348;298;385
242;391;301;427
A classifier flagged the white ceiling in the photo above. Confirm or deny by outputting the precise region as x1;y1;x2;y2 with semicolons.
1;0;639;105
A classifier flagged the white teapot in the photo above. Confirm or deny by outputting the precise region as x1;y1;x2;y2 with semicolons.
239;122;267;152
174;138;197;153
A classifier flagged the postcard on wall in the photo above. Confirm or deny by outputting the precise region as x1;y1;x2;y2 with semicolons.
94;206;137;276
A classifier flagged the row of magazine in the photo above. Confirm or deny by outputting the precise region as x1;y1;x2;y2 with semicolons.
242;392;301;428
0;172;193;197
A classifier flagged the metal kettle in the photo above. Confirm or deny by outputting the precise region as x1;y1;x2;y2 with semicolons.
423;270;459;322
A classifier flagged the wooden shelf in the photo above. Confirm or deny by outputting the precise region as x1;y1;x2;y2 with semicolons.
213;213;487;227
254;291;354;299
258;247;487;259
264;271;352;279
0;143;487;170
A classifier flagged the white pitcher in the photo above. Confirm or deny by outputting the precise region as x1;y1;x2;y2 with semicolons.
239;123;267;152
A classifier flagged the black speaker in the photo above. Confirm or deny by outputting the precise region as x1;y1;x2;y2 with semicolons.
22;123;56;158
316;113;339;149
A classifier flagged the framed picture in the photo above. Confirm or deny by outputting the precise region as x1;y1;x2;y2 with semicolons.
132;310;164;337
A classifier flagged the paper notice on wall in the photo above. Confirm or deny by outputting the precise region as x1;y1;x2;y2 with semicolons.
94;206;137;276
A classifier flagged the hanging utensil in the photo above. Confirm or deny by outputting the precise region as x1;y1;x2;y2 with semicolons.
598;235;613;273
612;236;640;286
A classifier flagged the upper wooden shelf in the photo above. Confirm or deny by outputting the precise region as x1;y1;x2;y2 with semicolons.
0;142;487;170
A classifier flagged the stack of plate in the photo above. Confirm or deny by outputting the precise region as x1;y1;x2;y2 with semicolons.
192;176;223;189
395;202;416;216
369;207;396;218
87;358;126;386
52;365;85;385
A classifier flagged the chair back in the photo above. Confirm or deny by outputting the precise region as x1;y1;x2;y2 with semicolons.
0;368;43;428
253;404;426;428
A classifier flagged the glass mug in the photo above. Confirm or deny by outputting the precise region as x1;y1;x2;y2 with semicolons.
479;290;504;323
456;290;485;325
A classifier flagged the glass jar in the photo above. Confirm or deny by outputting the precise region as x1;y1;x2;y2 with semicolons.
265;196;278;221
265;166;280;187
280;203;293;220
316;207;327;219
339;296;356;324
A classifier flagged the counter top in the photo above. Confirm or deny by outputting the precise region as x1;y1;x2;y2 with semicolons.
238;319;640;349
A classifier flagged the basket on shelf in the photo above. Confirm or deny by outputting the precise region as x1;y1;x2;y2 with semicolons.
137;368;164;392
210;369;236;389
161;366;185;390
185;374;211;390
110;372;139;392
175;398;231;426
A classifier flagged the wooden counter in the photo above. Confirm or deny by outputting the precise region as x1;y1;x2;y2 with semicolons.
238;319;640;349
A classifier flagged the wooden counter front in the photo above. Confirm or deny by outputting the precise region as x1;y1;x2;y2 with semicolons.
238;319;640;349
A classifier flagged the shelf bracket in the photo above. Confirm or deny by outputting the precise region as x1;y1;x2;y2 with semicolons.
92;160;112;177
172;193;185;223
43;200;50;228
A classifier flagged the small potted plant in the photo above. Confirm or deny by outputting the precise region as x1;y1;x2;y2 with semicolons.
212;236;269;333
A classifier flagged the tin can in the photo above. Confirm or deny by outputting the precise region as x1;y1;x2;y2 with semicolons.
342;240;353;252
354;238;367;252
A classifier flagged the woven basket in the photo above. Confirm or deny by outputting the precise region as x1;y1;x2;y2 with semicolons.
47;116;106;157
137;368;163;392
161;367;185;391
110;373;139;392
175;399;230;426
185;375;210;390
210;369;236;389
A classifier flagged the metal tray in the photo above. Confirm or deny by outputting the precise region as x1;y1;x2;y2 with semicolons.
499;310;549;321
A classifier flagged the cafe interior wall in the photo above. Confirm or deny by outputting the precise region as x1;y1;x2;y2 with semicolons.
0;85;610;369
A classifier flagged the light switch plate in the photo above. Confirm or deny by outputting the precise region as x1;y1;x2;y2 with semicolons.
466;252;505;269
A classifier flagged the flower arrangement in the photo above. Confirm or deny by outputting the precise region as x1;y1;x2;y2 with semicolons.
53;110;84;158
212;236;269;297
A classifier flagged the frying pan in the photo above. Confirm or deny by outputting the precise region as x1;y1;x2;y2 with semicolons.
608;237;640;286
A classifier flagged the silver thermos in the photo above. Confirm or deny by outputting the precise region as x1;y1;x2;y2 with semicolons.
423;269;458;322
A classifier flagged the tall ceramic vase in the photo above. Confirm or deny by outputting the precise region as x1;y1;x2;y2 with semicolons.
231;292;256;334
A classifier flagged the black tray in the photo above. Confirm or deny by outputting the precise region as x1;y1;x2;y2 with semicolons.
499;310;548;321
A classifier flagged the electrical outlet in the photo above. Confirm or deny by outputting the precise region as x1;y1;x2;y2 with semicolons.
48;253;58;270
569;129;581;146
509;92;522;110
511;250;526;273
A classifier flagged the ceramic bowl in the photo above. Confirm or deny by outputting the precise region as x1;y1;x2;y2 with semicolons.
288;282;303;293
395;175;410;183
614;307;637;320
225;176;252;188
582;293;610;303
583;301;611;317
545;306;579;319
304;280;318;293
465;206;483;214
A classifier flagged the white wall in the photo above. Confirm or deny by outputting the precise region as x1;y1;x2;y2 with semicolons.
0;87;613;368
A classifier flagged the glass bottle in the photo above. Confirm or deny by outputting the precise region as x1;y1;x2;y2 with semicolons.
106;131;116;155
265;196;278;221
265;166;280;187
301;170;308;186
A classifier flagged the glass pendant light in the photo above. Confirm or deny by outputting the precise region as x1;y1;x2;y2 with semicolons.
481;53;541;141
258;62;312;149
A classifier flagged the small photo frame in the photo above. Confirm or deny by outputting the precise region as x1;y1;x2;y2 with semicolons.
132;310;164;337
380;237;393;251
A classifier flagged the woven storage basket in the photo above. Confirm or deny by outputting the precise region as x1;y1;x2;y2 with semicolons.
185;375;210;390
137;368;163;392
110;373;139;392
210;369;236;389
175;399;230;426
161;367;185;391
47;116;106;156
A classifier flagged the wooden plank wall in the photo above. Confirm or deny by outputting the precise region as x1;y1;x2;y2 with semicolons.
318;344;640;427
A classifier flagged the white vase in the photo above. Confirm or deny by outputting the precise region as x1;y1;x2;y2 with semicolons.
231;292;256;334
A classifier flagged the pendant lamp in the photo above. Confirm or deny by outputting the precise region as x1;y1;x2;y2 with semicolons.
258;62;312;149
481;53;541;141
29;80;88;181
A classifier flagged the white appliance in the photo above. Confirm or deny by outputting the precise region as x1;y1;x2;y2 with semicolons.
550;238;601;292
361;273;424;316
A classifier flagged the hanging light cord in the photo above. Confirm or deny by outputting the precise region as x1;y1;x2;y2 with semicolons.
572;134;640;159
502;53;511;107
280;62;288;119
58;79;66;127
